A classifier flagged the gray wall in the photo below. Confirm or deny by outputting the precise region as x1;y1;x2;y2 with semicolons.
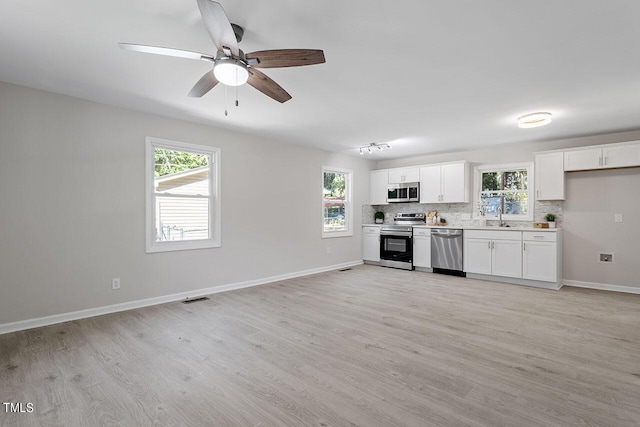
379;131;640;289
563;168;640;287
0;82;375;325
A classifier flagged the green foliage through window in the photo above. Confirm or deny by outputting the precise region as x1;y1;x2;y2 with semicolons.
323;171;346;198
479;167;529;216
154;148;209;177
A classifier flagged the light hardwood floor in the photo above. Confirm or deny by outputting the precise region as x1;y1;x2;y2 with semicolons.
1;265;640;426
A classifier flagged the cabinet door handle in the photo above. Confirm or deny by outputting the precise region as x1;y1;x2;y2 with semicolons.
604;156;608;166
523;242;526;251
491;241;495;249
488;241;491;249
537;190;540;199
599;157;603;167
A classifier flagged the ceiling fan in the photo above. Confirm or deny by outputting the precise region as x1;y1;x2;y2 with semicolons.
119;0;325;103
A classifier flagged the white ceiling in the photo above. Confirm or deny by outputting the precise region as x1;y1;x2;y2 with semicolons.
1;0;639;159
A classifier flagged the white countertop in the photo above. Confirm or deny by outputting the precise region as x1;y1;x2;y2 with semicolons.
413;225;560;232
364;224;559;232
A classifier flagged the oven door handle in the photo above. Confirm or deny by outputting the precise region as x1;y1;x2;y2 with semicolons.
381;232;412;237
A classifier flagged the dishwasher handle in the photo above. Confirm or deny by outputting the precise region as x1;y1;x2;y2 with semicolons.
431;229;463;237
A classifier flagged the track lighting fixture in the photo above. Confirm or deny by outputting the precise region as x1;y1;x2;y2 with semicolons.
359;142;392;155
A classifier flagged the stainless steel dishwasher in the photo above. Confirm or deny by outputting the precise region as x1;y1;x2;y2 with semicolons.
431;228;465;277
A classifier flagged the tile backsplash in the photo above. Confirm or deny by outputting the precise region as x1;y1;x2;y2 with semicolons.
362;201;563;227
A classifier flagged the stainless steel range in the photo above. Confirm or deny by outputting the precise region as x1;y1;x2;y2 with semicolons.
380;213;425;270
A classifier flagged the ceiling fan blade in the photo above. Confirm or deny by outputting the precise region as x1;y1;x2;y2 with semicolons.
188;70;219;97
245;49;326;68
197;0;239;56
118;43;214;61
247;68;292;103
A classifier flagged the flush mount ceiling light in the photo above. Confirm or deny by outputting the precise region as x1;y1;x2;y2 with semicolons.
517;112;553;128
359;142;392;155
213;57;249;87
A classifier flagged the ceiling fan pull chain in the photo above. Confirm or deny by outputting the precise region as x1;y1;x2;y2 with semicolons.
224;84;229;117
235;67;239;107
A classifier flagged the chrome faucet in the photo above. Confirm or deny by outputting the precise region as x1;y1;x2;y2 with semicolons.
496;206;506;227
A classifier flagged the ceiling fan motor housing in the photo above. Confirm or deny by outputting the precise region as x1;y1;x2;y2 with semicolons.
231;23;244;43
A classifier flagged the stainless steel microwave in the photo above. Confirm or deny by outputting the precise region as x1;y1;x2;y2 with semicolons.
387;182;419;203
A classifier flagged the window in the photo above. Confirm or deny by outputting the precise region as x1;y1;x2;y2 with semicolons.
322;166;353;238
146;137;221;253
473;162;533;221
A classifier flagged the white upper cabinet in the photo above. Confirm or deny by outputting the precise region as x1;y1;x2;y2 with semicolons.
441;163;468;202
564;141;640;171
388;167;420;184
564;148;606;171
603;142;640;169
419;165;442;203
535;152;565;200
369;170;389;205
420;162;469;203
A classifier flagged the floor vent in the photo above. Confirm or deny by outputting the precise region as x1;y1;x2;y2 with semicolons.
182;296;210;304
339;268;352;272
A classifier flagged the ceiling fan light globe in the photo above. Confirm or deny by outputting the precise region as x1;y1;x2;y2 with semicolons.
214;58;249;86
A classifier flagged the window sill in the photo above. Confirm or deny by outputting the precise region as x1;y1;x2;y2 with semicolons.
322;232;353;239
146;239;221;253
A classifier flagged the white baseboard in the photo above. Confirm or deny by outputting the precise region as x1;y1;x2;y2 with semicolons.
0;260;363;335
563;279;640;295
466;273;562;290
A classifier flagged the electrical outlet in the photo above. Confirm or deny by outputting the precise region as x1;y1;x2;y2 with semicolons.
112;278;121;290
614;214;623;223
461;213;471;220
598;253;614;263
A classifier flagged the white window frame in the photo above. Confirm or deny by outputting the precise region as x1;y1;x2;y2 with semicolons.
473;162;534;221
322;166;353;239
145;137;221;253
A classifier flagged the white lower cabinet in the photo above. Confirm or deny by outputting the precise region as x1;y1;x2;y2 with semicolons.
492;239;523;278
413;228;431;268
464;229;561;288
362;226;381;262
522;232;557;282
464;238;493;275
464;230;522;279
